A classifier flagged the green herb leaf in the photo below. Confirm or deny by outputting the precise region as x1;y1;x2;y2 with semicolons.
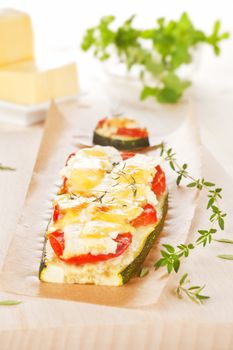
0;300;21;306
218;254;233;260
218;217;224;230
169;161;175;171
207;197;215;209
140;86;158;101
139;267;150;278
176;174;182;186
173;259;180;273
162;244;175;253
179;273;188;286
154;258;167;269
214;238;233;244
0;164;15;171
187;182;196;188
204;181;215;187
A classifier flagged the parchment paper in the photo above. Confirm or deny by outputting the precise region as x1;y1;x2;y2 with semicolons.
0;99;201;307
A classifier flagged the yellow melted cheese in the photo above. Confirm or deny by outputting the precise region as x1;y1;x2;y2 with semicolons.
95;116;146;138
47;146;163;264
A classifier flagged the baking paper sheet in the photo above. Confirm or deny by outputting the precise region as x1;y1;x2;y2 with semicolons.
0;99;201;307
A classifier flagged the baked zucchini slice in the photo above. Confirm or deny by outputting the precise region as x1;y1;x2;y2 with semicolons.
39;193;168;286
93;116;150;150
93;132;149;150
39;145;168;286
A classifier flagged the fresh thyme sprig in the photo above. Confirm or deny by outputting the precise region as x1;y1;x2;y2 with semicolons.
155;143;226;274
176;273;210;304
112;163;138;198
0;164;15;171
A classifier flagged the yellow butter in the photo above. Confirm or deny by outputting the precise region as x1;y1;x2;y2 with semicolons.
0;59;79;104
0;9;34;67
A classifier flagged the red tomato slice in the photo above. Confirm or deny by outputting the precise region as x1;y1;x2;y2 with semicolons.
65;152;76;166
121;152;136;160
48;230;65;257
97;117;107;128
60;177;68;194
49;231;132;265
131;204;157;227
115;127;148;138
53;204;60;222
152;165;166;197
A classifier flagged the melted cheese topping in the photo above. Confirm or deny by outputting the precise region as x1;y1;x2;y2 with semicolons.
60;146;122;194
47;146;163;258
95;116;147;138
63;224;118;258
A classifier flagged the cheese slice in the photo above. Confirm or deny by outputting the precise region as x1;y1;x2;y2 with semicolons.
61;146;120;194
62;223;119;258
0;59;78;104
0;9;34;67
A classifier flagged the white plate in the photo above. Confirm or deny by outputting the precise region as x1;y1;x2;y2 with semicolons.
0;94;80;126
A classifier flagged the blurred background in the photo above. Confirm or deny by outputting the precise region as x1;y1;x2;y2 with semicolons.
0;0;232;91
0;0;233;85
0;0;232;173
0;0;231;49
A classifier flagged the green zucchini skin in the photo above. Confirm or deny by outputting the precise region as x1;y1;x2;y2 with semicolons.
120;194;168;284
93;131;150;150
39;226;49;280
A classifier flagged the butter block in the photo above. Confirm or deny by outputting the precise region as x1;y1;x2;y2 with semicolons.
0;59;79;104
0;9;34;67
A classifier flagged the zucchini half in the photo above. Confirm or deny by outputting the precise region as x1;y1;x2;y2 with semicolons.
93;131;150;151
39;194;168;286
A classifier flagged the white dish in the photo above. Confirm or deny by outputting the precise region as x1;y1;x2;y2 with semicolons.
0;94;79;126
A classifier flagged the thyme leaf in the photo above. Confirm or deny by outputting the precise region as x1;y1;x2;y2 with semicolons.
218;254;233;260
139;267;150;278
0;164;15;171
0;300;21;306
